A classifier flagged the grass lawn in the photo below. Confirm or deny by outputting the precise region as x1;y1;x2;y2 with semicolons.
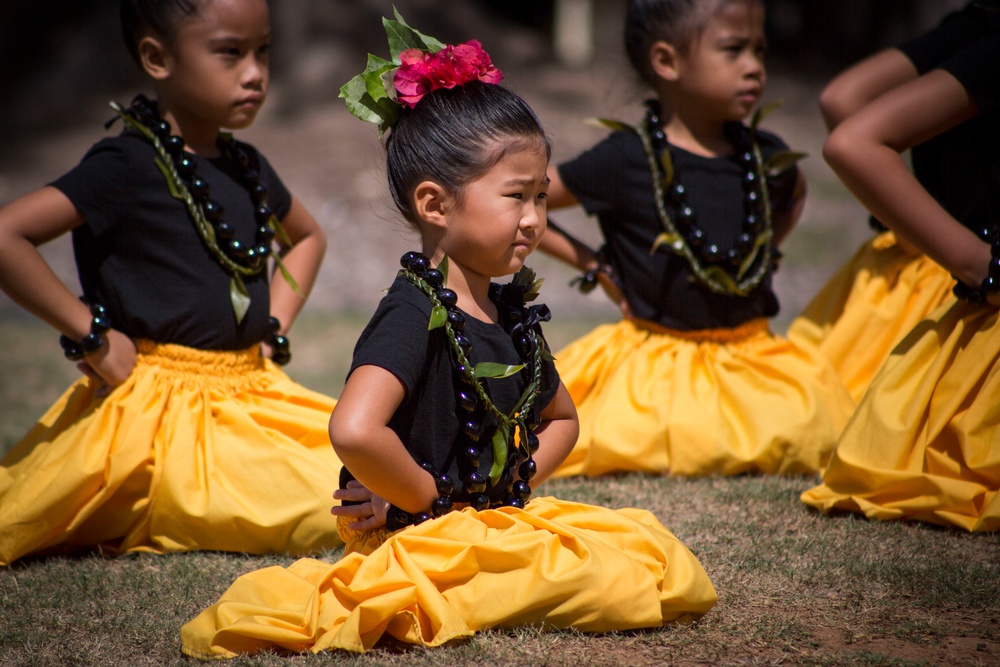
1;314;998;666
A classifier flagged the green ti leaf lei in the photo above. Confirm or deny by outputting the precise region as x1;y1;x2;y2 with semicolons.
403;259;546;484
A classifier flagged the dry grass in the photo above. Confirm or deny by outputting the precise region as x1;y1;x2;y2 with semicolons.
1;316;999;667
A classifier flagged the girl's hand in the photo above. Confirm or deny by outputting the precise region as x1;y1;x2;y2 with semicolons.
331;480;390;531
76;329;137;397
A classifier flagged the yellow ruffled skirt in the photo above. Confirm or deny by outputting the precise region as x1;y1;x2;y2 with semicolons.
787;232;954;402
180;497;717;658
0;340;343;565
552;318;854;478
801;300;1000;532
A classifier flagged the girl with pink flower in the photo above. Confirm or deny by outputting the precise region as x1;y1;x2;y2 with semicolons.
180;13;716;658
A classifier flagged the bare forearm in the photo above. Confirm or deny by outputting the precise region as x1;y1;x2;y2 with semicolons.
539;220;601;271
269;230;324;332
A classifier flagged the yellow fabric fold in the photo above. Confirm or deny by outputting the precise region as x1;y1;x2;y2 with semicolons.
802;300;1000;532
787;233;954;402
552;319;854;477
0;341;343;565
180;497;717;658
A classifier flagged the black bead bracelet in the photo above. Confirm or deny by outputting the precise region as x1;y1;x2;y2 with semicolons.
265;316;291;365
569;246;615;295
59;302;111;361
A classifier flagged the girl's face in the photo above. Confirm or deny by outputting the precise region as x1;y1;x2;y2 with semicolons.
671;0;766;122
157;0;271;135
438;140;549;280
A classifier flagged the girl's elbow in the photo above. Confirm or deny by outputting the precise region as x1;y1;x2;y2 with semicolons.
822;127;855;174
328;413;367;458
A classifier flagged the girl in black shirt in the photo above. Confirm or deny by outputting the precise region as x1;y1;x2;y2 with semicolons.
0;0;342;564
181;16;716;658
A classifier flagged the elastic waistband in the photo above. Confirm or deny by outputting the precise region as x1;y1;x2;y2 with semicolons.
631;317;770;343
133;339;271;391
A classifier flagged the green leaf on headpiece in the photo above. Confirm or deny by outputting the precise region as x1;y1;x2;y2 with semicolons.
473;362;525;380
385;9;445;63
339;56;401;135
428;305;448;330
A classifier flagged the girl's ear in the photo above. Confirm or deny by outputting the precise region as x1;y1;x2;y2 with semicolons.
650;40;681;82
139;35;172;80
413;180;453;230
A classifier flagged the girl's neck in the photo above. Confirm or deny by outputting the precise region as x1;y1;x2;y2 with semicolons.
655;98;734;158
425;248;499;323
159;107;223;157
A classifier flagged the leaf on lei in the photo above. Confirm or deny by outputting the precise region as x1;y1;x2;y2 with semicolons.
488;421;510;483
229;275;251;324
438;254;449;286
540;346;555;362
659;145;675;187
650;231;684;255
272;253;304;298
511;265;542;302
703;266;748;296
584;117;633;134
268;215;294;249
385;8;446;63
155;158;185;200
750;100;783;131
428;305;448;330
736;229;773;280
763;150;808;176
473;362;525;380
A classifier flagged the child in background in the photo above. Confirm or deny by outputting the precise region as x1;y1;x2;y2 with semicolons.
539;0;853;477
801;20;1000;532
180;16;716;658
787;2;1000;402
0;0;342;565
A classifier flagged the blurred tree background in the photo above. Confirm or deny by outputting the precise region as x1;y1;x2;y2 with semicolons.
0;0;965;153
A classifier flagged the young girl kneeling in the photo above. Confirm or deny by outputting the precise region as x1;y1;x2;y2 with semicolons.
181;17;716;658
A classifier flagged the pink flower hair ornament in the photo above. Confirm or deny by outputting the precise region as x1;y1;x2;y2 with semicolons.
340;9;503;136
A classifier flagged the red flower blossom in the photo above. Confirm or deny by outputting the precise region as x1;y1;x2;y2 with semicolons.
393;40;503;109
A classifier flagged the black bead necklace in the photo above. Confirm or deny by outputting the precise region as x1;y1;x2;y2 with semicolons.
640;99;775;296
952;225;1000;303
384;252;548;531
109;96;297;323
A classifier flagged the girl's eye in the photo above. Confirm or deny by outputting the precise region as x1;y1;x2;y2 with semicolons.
507;193;524;200
537;192;548;201
258;44;271;56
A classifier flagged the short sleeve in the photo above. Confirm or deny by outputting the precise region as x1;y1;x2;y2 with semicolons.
940;33;1000;114
897;3;1000;74
557;130;637;216
50;137;142;237
349;280;433;397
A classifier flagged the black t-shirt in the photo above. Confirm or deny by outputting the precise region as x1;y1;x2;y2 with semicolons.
558;126;797;330
51;131;292;350
897;4;1000;236
339;274;560;504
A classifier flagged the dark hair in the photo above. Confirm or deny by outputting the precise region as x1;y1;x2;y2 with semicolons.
625;0;734;86
385;82;550;227
120;0;201;64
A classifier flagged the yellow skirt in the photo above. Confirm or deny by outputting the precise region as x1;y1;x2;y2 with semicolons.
801;300;1000;532
787;232;954;402
0;340;343;565
180;497;717;658
553;318;854;478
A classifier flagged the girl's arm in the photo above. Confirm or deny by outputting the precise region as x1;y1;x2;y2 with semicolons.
522;381;578;487
818;48;918;131
328;364;439;515
0;187;136;385
823;68;990;294
269;195;326;336
772;169;807;247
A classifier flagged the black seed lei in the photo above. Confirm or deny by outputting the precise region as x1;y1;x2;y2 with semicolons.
384;252;547;531
109;96;295;324
640;99;776;296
